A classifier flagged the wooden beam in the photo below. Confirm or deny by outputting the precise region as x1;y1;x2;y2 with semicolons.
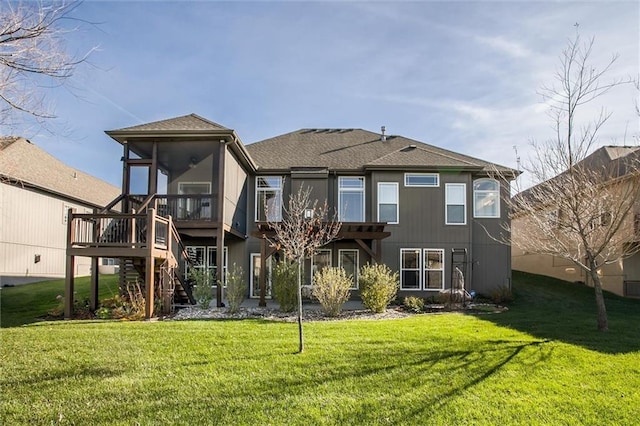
64;255;75;319
90;257;99;311
216;141;227;307
355;239;378;263
216;227;224;307
144;255;154;319
149;141;158;195
122;142;130;212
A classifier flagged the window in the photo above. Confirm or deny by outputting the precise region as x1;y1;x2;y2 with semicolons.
338;177;365;222
424;249;444;289
405;173;439;187
250;253;273;299
185;245;227;284
400;248;445;290
378;182;399;224
339;249;359;289
101;258;118;266
178;182;211;220
256;176;283;222
311;249;332;284
445;183;466;225
473;179;500;218
400;249;421;290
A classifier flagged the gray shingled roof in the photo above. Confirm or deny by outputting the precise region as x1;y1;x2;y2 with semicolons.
110;113;229;133
0;137;121;207
245;128;513;173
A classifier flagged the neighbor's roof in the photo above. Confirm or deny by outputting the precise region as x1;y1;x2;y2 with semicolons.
513;145;640;205
108;113;229;133
245;128;514;173
0;136;121;207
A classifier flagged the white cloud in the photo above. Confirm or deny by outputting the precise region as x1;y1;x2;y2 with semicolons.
474;35;532;58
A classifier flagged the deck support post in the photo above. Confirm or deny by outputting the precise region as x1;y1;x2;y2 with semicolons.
90;257;99;311
145;208;156;319
64;255;75;319
145;255;154;319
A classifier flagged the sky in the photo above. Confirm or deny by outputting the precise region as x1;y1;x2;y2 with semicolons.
5;0;640;190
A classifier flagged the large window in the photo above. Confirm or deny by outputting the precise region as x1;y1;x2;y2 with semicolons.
339;249;359;289
378;182;399;224
424;249;444;289
405;173;439;187
445;183;466;225
256;176;282;222
473;179;500;218
339;177;365;222
400;248;445;290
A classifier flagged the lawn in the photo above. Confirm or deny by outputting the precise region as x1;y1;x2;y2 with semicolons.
1;272;639;425
0;275;119;328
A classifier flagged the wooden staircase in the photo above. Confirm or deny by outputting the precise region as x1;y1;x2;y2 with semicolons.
65;198;197;318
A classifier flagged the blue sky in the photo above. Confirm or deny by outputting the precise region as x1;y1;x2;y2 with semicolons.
8;0;640;189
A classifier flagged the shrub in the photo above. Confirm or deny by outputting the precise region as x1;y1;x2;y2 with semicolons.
490;285;513;304
225;263;246;314
312;267;352;317
273;260;298;312
95;307;112;319
189;269;215;309
359;263;399;313
403;296;424;313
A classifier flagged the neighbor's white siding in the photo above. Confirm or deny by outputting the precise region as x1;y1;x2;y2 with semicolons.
0;183;93;280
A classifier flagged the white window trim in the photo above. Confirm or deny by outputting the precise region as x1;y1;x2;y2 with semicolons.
185;245;227;285
338;249;359;290
250;253;272;299
400;248;423;291
178;182;211;194
255;176;283;222
338;176;365;222
473;178;500;219
404;173;440;187
311;249;332;284
423;248;445;291
445;183;467;225
377;182;399;224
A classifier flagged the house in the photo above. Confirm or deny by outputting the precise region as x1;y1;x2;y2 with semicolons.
64;114;517;318
0;136;121;286
511;145;640;298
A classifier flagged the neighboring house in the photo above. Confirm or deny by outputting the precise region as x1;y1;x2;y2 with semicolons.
511;146;640;297
64;114;517;318
0;136;121;286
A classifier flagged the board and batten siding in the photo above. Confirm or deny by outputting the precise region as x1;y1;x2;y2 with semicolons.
0;183;93;283
223;147;248;234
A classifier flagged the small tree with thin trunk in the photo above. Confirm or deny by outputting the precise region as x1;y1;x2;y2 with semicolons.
266;185;341;352
498;32;639;332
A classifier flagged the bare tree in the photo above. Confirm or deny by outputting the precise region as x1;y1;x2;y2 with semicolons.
500;33;638;332
266;185;341;352
1;0;91;128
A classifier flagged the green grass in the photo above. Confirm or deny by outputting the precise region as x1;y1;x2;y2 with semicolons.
1;272;639;425
0;275;119;328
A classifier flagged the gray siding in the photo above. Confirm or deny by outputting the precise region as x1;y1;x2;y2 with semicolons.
223;147;248;234
0;183;94;282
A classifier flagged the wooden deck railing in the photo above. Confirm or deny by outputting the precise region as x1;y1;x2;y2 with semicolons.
68;208;173;250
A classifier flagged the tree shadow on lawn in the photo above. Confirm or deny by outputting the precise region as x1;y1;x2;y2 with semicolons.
476;271;640;354
185;338;552;425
